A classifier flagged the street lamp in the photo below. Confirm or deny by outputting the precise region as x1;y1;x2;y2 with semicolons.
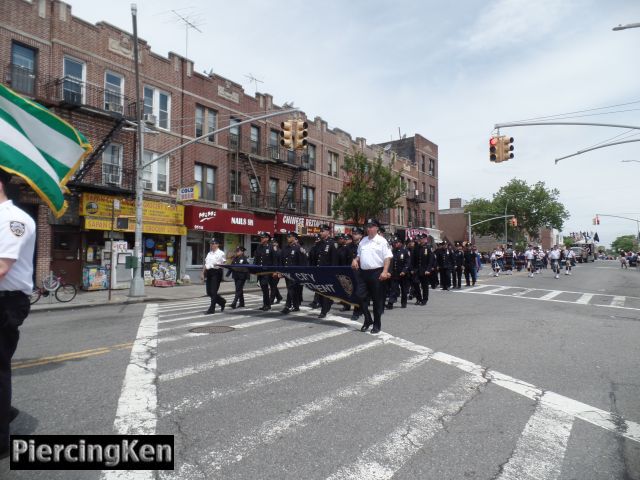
621;160;640;163
613;22;640;31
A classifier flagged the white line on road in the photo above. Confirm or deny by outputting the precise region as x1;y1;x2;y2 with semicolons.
496;404;574;480
100;304;159;480
325;374;485;480
538;291;563;301
480;286;512;295
610;296;625;307
160;339;384;415
168;352;432;479
511;288;534;296
575;293;593;304
159;328;348;382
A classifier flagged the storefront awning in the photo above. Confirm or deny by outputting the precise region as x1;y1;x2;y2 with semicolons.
184;205;274;235
275;213;333;235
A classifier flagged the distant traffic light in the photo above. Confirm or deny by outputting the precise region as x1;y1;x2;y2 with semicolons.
280;120;294;149
510;217;518;227
490;136;499;162
501;136;514;161
596;215;600;225
294;120;309;150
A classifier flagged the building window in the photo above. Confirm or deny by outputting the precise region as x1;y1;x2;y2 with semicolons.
11;43;37;95
429;158;435;176
250;125;260;154
102;144;122;186
429;185;436;202
142;151;169;193
143;86;171;129
430;212;436;228
230;170;241;196
195;105;217;142
269;178;279;208
421;155;426;173
302;186;315;214
63;56;85;104
195;163;216;201
397;206;405;225
327;191;337;216
328;151;339;177
229;118;241;150
104;72;123;111
306;144;316;171
207;110;217;142
285;182;295;208
268;130;280;160
195;105;204;138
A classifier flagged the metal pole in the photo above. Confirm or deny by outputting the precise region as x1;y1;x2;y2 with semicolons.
129;3;145;297
504;201;508;244
467;212;471;244
109;199;114;301
495;121;640;130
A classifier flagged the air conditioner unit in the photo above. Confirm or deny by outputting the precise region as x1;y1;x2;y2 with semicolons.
143;114;157;125
270;149;280;160
63;90;82;105
141;180;153;190
287;202;296;211
105;102;123;114
415;190;420;197
106;173;121;185
231;194;243;203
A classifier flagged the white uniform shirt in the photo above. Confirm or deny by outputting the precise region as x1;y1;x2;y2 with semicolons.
549;249;561;260
564;249;575;259
205;249;226;269
524;249;535;260
357;234;393;270
0;200;36;295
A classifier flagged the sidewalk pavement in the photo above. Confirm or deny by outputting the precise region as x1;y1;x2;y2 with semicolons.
30;280;261;312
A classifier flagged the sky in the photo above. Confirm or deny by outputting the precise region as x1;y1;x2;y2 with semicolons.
67;0;640;247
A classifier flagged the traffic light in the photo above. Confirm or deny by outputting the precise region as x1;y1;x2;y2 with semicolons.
490;136;499;162
294;120;309;150
501;136;514;161
510;217;518;227
595;215;600;225
280;120;294;149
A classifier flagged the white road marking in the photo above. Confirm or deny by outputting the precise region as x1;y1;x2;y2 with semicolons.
157;316;284;343
101;304;159;480
481;286;512;295
159;328;348;382
539;290;563;301
326;374;485;480
160;339;384;415
511;288;534;296
575;293;593;304
611;296;625;307
169;352;432;479
496;404;574;480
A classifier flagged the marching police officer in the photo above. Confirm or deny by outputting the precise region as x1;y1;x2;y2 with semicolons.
336;233;352;311
226;246;250;308
435;242;454;291
452;243;465;289
253;231;277;311
316;224;338;319
387;237;410;309
280;231;305;314
0;169;36;459
347;228;364;319
201;238;227;314
308;234;322;309
269;238;283;305
416;234;435;305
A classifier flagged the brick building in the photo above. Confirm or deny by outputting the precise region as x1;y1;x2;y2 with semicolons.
1;0;439;288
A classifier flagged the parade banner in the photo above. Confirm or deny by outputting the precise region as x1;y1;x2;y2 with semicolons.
222;265;360;305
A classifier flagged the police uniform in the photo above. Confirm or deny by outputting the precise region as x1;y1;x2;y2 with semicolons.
416;238;435;304
347;228;364;319
307;235;322;309
0;187;36;456
226;247;249;308
387;239;410;308
452;246;465;289
435;243;454;290
316;225;338;318
269;241;283;305
280;232;305;313
355;219;393;334
203;240;227;314
253;232;277;310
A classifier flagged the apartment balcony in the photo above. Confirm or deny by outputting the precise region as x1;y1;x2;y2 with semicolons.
226;190;310;214
407;190;427;203
227;135;309;170
68;165;136;193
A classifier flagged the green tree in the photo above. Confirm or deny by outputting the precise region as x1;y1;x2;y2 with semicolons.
332;151;404;226
611;235;636;253
465;179;569;241
563;237;575;248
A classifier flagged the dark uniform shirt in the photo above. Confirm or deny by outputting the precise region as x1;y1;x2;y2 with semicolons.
227;255;250;280
336;244;350;266
453;250;465;268
417;244;436;275
254;243;277;266
436;247;454;269
391;246;410;278
316;238;338;266
281;244;305;267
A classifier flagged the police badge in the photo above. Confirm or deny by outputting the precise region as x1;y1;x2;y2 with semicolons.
336;274;353;296
10;221;25;237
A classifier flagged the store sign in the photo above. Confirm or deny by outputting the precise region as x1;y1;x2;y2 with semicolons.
80;193;186;235
177;185;199;202
184;206;273;235
275;213;332;235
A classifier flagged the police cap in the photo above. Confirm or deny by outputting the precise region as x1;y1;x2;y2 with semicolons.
351;227;364;235
258;231;271;239
286;230;299;238
319;224;331;232
209;238;220;244
364;218;380;227
236;246;246;252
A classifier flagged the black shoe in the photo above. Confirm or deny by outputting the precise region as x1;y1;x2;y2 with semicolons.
239;303;245;308
220;302;226;312
309;303;318;309
360;322;372;332
10;406;19;423
291;307;300;312
386;303;393;309
420;300;428;305
281;308;291;314
205;308;215;314
370;328;380;334
273;298;281;304
351;314;361;321
318;313;327;319
414;300;422;305
230;303;237;309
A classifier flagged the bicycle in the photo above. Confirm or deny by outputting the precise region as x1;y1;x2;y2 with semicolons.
30;271;77;304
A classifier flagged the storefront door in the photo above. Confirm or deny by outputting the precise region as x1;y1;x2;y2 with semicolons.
51;226;82;286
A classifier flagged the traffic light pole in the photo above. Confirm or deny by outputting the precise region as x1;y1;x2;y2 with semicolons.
467;214;515;245
595;213;640;242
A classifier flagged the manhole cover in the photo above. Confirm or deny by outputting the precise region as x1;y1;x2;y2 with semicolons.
189;325;236;334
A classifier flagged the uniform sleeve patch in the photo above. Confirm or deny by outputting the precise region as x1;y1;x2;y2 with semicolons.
10;221;26;237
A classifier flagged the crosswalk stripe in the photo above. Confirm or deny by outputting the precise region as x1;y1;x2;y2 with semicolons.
157;313;248;331
575;293;593;304
158;328;347;382
169;352;432;478
611;296;625;307
539;291;563;300
481;286;511;295
158;316;280;344
160;339;384;416
496;404;574;480
325;374;486;480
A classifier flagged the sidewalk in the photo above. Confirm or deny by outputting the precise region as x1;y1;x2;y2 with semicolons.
30;280;261;312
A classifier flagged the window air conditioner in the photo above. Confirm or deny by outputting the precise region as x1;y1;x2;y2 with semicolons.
141;180;153;190
106;173;121;185
231;194;243;203
143;114;157;125
287;202;296;211
105;102;123;114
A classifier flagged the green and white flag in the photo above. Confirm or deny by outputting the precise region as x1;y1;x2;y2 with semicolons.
0;83;92;217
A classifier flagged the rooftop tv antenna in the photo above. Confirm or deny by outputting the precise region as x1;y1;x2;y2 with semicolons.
245;73;264;94
171;9;203;61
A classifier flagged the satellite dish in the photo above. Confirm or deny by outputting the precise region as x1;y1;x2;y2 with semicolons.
383;144;391;152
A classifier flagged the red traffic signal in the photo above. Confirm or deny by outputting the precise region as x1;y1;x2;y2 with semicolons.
510;217;518;227
490;136;499;162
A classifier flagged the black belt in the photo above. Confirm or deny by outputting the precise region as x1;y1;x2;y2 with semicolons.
0;291;25;298
362;267;383;271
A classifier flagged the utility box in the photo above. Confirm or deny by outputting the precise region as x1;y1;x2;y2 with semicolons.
125;256;138;269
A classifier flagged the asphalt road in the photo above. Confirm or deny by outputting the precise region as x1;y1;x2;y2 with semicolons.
2;260;639;479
